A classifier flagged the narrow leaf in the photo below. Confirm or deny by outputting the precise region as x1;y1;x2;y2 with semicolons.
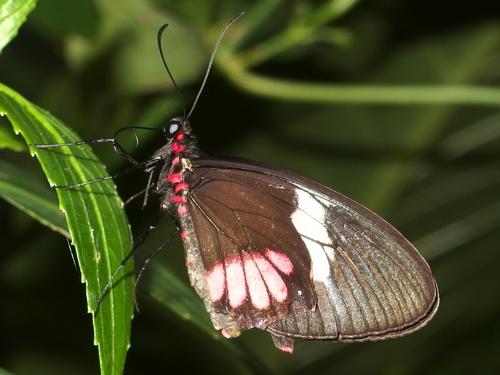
0;368;14;375
0;83;134;375
0;122;25;151
0;159;68;237
148;264;218;340
0;0;37;54
148;264;253;361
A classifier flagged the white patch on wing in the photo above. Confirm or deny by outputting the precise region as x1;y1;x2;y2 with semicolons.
291;189;353;331
323;244;336;263
292;189;338;299
291;189;331;245
301;240;347;327
302;238;331;282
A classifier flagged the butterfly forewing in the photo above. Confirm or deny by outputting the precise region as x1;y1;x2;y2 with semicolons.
184;157;438;349
267;187;439;341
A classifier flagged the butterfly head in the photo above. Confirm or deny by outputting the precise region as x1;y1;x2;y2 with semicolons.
158;117;198;162
164;117;186;139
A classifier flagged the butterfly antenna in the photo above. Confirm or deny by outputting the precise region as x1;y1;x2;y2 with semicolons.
158;24;187;118
186;11;245;120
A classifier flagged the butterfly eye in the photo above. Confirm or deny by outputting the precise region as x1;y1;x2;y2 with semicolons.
164;121;180;137
169;122;179;134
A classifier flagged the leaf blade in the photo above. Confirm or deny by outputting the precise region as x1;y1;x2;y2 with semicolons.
0;0;37;54
0;83;134;375
0;159;68;237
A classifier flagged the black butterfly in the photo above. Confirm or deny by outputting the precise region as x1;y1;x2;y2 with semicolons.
140;14;438;353
149;115;438;353
35;13;439;353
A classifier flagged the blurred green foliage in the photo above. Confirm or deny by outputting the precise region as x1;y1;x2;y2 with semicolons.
1;0;500;374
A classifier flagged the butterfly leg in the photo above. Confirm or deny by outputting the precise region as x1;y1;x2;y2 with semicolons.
133;228;180;312
94;208;168;313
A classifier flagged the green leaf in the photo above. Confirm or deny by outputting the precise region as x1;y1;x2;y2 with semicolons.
0;367;14;375
0;159;68;237
236;0;285;48
148;263;262;372
148;264;218;340
28;0;98;40
0;121;24;151
0;83;134;375
0;0;37;54
439;113;500;159
414;201;500;260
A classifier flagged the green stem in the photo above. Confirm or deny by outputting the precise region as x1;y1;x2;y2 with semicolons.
241;26;309;67
220;55;500;106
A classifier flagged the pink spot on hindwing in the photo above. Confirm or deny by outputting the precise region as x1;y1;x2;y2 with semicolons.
206;261;224;302
254;254;288;302
180;231;188;240
225;256;247;308
265;248;294;275
203;250;290;309
243;253;270;310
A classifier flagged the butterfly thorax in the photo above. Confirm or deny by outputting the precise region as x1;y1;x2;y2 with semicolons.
153;117;199;213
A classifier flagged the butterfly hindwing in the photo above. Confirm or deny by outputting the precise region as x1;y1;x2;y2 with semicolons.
183;157;438;349
187;165;317;332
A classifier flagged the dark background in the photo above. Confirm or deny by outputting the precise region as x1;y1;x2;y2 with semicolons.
1;0;500;374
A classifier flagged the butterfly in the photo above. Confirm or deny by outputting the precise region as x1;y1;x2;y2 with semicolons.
135;13;439;353
146;112;439;353
34;12;439;353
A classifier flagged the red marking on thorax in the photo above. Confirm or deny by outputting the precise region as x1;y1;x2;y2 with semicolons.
167;172;182;184
166;131;190;209
171;142;185;154
172;195;187;204
174;182;188;193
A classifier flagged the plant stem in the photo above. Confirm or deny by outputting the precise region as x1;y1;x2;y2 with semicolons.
220;55;500;106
